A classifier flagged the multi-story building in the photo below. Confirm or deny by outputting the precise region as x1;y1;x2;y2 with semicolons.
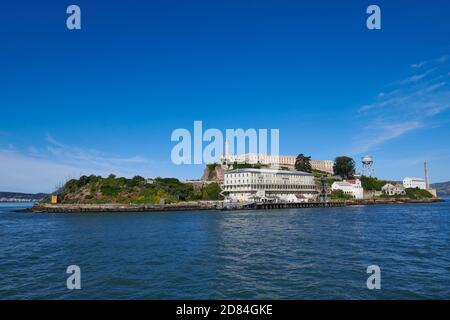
220;153;334;174
309;159;334;174
222;168;317;203
403;177;426;190
331;179;364;199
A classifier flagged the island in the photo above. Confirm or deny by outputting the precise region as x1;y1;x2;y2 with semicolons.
23;166;442;213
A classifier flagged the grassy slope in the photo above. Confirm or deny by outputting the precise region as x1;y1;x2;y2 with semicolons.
52;175;223;204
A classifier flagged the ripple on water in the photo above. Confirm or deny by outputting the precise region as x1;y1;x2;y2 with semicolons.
1;201;450;299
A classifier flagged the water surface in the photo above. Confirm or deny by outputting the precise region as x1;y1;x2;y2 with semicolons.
0;200;449;299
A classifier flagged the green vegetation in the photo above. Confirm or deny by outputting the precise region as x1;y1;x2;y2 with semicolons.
330;189;353;200
326;178;340;186
231;162;265;169
405;188;434;199
54;175;223;204
201;183;223;200
313;170;331;178
333;156;355;179
313;171;323;178
360;176;392;191
378;188;434;200
295;154;312;173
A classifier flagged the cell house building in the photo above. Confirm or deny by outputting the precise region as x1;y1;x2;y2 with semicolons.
222;168;317;203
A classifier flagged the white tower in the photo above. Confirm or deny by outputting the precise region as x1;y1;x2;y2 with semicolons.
424;160;430;189
361;155;374;177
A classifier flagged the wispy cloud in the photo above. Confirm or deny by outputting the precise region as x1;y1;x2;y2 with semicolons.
411;61;427;68
351;121;422;154
0;135;157;193
398;68;435;85
44;134;148;169
353;54;450;154
410;55;449;68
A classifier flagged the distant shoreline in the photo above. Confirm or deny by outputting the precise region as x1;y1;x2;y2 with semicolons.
17;198;443;213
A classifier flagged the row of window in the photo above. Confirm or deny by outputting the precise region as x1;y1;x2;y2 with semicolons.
223;185;316;190
226;179;311;184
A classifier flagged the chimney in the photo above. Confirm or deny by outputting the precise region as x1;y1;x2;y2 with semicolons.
424;160;430;189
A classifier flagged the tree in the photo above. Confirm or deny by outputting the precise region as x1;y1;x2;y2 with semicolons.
330;189;353;200
360;176;389;191
295;154;312;172
202;183;223;200
333;156;355;179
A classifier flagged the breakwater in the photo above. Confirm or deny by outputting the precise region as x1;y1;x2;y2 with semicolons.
26;202;220;213
22;198;442;213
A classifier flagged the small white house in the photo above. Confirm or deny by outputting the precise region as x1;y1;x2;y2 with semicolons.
331;179;364;199
403;177;426;190
382;183;406;196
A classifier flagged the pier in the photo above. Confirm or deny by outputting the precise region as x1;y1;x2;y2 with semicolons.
223;201;347;210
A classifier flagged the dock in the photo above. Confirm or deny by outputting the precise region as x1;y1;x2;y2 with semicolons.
223;201;347;210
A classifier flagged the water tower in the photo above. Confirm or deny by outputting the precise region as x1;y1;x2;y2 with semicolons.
361;155;374;177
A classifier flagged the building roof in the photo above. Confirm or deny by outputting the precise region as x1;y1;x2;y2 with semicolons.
403;177;425;181
332;181;353;187
224;168;313;176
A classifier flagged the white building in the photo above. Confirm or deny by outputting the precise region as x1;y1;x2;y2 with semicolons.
222;168;317;203
381;183;406;196
220;152;334;174
331;179;364;199
403;177;426;190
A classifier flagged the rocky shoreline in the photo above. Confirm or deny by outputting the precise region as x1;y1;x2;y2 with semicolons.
347;197;443;206
17;197;443;213
19;201;220;213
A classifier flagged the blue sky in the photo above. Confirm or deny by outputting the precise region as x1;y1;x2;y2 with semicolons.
1;0;450;193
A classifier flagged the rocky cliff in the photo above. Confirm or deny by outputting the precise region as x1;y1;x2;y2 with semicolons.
201;164;224;182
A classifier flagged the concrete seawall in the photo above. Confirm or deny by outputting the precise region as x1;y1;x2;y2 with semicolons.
26;202;219;213
22;198;442;213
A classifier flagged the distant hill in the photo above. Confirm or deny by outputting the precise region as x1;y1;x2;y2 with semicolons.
0;192;48;201
431;181;450;196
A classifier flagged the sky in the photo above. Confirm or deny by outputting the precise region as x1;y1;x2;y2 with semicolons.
1;0;450;193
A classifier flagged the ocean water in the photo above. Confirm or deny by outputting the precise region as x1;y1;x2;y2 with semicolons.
0;200;449;300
